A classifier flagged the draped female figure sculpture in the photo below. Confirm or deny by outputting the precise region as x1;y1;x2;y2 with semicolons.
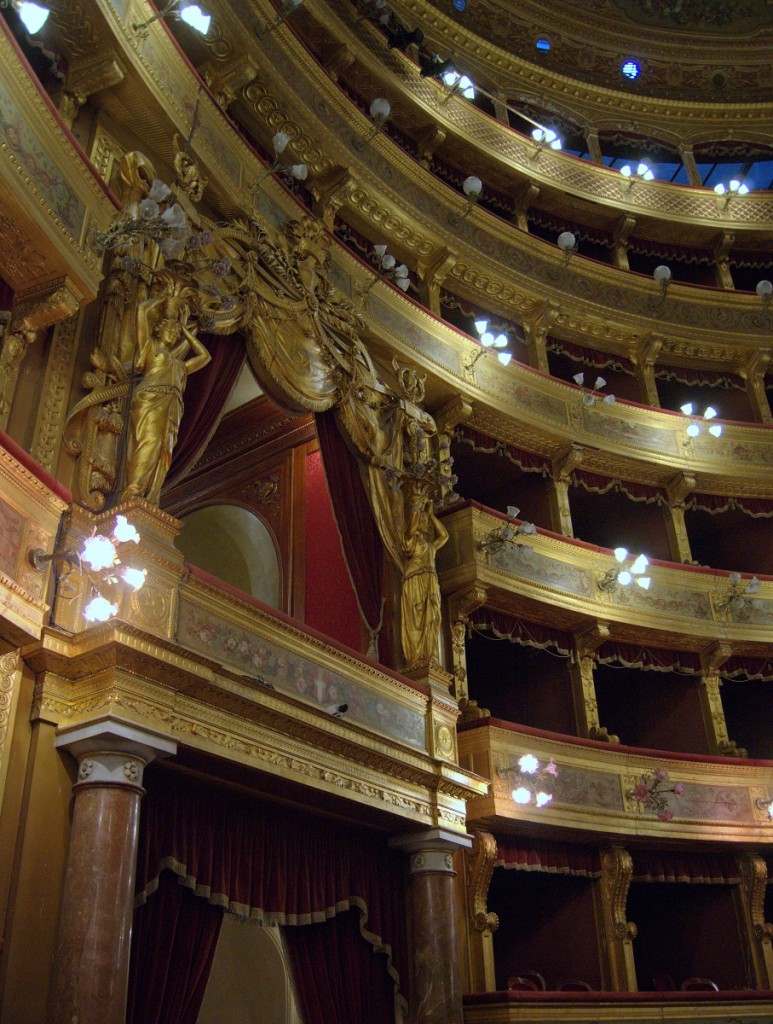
122;271;210;503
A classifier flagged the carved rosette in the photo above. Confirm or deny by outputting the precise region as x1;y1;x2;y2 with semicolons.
464;830;500;934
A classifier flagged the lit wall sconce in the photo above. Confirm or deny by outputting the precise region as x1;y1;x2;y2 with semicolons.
573;372;615;407
449;175;482;226
361;244;411;296
714;178;748;208
680;403;722;438
133;0;211;36
353;97;391;151
252;131;308;189
652;264;671;309
29;515;147;623
440;70;475;105
598;547;651;592
531;127;562;160
497;754;559;808
256;0;303;36
755;797;773;819
717;571;760;613
478;506;537;555
473;319;513;366
557;230;577;266
756;279;772;311
0;0;50;32
619;160;654;191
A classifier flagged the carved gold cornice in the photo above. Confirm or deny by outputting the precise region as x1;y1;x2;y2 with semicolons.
0;25;116;306
463;997;773;1023
303;0;773;237
392;0;773;113
439;505;773;653
459;719;773;844
25;620;485;831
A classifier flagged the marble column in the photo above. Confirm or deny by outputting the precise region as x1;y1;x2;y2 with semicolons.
49;716;176;1024
391;828;472;1024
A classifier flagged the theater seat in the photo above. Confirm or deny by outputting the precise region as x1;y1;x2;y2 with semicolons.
681;978;719;991
507;976;539;992
557;979;594;991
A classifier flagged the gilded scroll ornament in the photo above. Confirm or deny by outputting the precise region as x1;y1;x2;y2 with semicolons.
465;830;499;933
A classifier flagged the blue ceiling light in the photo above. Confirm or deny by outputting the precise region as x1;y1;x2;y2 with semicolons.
535;37;551;52
621;59;641;80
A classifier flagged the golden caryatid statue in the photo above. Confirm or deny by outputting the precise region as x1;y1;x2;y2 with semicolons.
68;144;454;671
121;271;210;504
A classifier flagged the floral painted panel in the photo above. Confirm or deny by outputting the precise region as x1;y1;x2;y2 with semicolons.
494;754;624;811
373;297;458;372
178;599;427;751
613;580;712;620
491;541;593;597
674;783;753;822
0;496;23;578
582;406;679;453
0;84;84;236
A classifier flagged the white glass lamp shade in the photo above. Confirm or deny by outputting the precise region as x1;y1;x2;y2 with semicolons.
618;570;633;586
289;164;308;180
497;351;512;365
122;567;147;591
630;554;649;574
493;333;508;349
704;406;717;419
686;422;700;437
680;402;694;416
582;393;595;406
474;319;488;335
708;424;722;437
557;231;576;252
653;264;672;283
602;393;616;405
395;277;410;291
380;254;396;270
637;162;654;180
613;547;628;563
272;131;291;154
84;595;119;623
369;97;391;120
756;279;773;297
593;376;606;391
535;791;553;807
480;331;495;347
442;70;460;87
506;506;520;520
513;787;532;805
620;165;632;177
81;535;118;572
518;754;540;774
572;372;585;386
15;1;50;33
179;3;211;33
459;75;475;98
713;183;727;195
113;515;140;544
373;244;388;258
462;175;482;198
635;577;652;590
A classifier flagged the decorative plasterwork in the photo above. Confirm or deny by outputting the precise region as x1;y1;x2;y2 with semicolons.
461;721;773;843
438;504;773;651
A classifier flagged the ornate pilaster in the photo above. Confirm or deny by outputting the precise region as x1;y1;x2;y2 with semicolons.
679;145;702;187
308;166;353;229
571;623;617;741
612;215;636;271
630;333;662;408
662;472;696;564
416;246;458;316
0;650;22;815
390;828;473;1024
549;444;584;537
594;845;637;992
49;716;176;1024
29;313;82;473
463;830;499;993
447;585;488;702
713;232;736;290
416;125;446;169
0;329;36;430
512;182;540;232
736;852;773;989
521;302;557;373
698;642;746;757
738;349;773;425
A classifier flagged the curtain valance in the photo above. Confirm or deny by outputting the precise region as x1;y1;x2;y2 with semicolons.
135;767;408;998
495;836;601;877
453;425;550;475
685;492;773;518
469;608;573;657
546;337;634;375
569;469;666;506
596;641;701;675
721;656;773;682
632;851;740;884
654;366;745;390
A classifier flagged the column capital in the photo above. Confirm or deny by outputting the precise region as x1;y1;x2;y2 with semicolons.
390;828;472;874
55;714;176;790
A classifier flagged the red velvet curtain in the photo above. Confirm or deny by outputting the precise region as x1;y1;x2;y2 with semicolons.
453;425;550;474
127;870;223;1024
284;908;397;1024
596;641;701;675
495;836;602;877
570;469;666;505
632;851;740;884
315;410;386;661
468;608;573;656
133;767;408;1010
685;493;773;517
164;333;245;490
722;656;773;682
546;337;634;375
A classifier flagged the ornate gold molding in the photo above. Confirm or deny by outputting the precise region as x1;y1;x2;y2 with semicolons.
465;829;500;934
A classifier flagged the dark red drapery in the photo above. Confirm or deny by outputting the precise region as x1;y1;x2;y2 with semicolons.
546;337;634;375
128;870;223;1024
164;333;245;490
631;851;740;884
469;608;573;656
570;469;666;505
315;409;386;660
721;656;773;682
596;641;701;675
453;425;550;474
495;836;601;877
685;492;773;518
134;767;408;1011
284;908;398;1024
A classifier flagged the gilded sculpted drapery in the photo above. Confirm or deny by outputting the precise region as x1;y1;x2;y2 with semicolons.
72;149;453;668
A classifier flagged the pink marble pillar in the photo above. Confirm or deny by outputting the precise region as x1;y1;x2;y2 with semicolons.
391;828;472;1024
49;716;176;1024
